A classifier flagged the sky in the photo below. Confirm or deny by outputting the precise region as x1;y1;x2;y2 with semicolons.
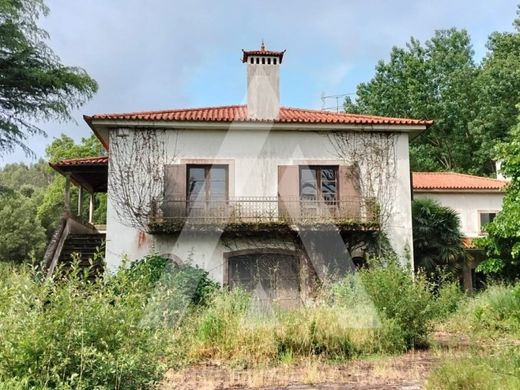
1;0;518;165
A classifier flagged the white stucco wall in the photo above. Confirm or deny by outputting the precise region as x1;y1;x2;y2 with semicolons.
104;128;415;276
414;192;504;238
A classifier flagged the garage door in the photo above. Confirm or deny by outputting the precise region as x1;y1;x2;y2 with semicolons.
228;253;300;309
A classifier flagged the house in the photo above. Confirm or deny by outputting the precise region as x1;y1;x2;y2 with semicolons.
45;45;432;306
412;172;508;289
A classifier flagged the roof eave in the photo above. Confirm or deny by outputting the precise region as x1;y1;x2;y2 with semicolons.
87;118;428;134
413;188;505;193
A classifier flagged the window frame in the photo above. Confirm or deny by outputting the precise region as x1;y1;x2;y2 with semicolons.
186;164;229;205
298;165;339;203
478;210;498;234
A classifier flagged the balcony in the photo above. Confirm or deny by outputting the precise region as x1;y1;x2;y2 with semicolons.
148;196;380;233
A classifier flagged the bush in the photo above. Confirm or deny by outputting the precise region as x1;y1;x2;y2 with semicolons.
354;261;437;348
446;283;520;336
0;256;217;389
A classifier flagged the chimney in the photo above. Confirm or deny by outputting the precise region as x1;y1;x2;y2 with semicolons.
242;42;285;120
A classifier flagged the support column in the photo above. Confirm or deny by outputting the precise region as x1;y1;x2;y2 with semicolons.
77;186;83;217
64;173;71;214
89;193;95;225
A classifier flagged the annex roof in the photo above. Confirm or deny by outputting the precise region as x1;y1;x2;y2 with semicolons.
413;172;508;192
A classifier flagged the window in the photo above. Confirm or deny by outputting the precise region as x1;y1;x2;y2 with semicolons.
480;212;497;233
187;165;228;205
299;166;338;203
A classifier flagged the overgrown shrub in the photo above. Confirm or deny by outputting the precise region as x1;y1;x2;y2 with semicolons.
355;261;437;348
172;260;441;367
0;256;217;389
444;283;520;336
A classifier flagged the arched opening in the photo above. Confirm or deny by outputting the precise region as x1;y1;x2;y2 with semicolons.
225;249;300;309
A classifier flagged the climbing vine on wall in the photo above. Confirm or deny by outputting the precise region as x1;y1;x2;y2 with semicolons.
328;132;398;229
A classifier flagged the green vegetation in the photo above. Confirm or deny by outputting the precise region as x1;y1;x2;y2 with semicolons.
3;253;520;389
477;110;520;280
0;0;97;156
0;134;106;262
345;6;520;175
0;254;465;388
427;348;520;390
412;198;465;279
427;283;520;389
0;256;217;389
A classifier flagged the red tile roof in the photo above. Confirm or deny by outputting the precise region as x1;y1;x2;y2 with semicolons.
84;105;432;126
413;172;508;191
50;156;108;167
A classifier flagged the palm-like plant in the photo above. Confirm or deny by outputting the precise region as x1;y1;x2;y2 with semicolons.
412;198;466;276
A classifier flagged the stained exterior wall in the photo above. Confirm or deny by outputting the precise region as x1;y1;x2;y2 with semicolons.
104;128;414;276
413;192;504;238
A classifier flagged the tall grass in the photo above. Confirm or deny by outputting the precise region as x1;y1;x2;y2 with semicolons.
441;283;520;336
0;256;468;386
170;261;454;367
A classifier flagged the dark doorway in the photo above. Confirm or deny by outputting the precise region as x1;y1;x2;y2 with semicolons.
227;252;300;309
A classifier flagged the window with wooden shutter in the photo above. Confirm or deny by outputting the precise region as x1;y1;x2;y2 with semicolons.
278;165;299;220
338;165;361;219
162;164;186;219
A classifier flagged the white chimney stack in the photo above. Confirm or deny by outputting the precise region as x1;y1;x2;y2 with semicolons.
242;42;285;120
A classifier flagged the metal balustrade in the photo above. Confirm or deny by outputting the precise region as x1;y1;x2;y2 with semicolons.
149;196;380;230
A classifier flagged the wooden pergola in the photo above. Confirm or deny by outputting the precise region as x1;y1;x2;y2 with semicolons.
49;156;108;224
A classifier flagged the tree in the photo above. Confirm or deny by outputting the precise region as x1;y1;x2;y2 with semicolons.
477;107;520;280
0;188;46;262
0;0;97;155
471;6;520;173
412;198;465;277
345;29;479;173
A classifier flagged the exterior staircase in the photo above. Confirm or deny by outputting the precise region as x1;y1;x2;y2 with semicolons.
57;233;106;275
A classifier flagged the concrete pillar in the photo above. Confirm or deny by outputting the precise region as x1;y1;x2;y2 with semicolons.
64;173;71;213
89;193;94;224
77;186;83;217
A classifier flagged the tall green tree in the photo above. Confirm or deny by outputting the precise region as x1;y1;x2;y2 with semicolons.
412;198;465;278
345;7;520;175
0;0;97;155
478;107;520;280
345;29;479;173
471;6;520;173
0;187;46;262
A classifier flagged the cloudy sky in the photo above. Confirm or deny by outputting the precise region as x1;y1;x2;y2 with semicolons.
1;0;518;164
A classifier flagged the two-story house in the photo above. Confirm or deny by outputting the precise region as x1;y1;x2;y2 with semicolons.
45;46;432;306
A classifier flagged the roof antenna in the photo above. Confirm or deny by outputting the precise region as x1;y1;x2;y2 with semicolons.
260;39;265;51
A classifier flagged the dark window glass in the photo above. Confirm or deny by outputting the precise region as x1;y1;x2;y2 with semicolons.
480;212;497;233
300;166;338;202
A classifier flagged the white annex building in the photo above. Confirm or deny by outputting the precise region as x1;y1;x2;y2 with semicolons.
46;46;432;306
413;172;507;289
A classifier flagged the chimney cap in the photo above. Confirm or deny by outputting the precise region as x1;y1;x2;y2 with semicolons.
242;43;285;63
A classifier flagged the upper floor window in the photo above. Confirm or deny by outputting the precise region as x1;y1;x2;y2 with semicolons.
299;166;338;203
479;211;497;233
187;165;228;203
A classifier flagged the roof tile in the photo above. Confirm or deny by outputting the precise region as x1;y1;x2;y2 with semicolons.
85;105;432;126
413;172;507;191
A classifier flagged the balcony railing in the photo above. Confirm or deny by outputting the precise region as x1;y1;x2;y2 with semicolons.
149;196;380;232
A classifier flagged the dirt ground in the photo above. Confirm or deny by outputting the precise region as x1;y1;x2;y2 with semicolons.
161;349;436;390
160;332;476;390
